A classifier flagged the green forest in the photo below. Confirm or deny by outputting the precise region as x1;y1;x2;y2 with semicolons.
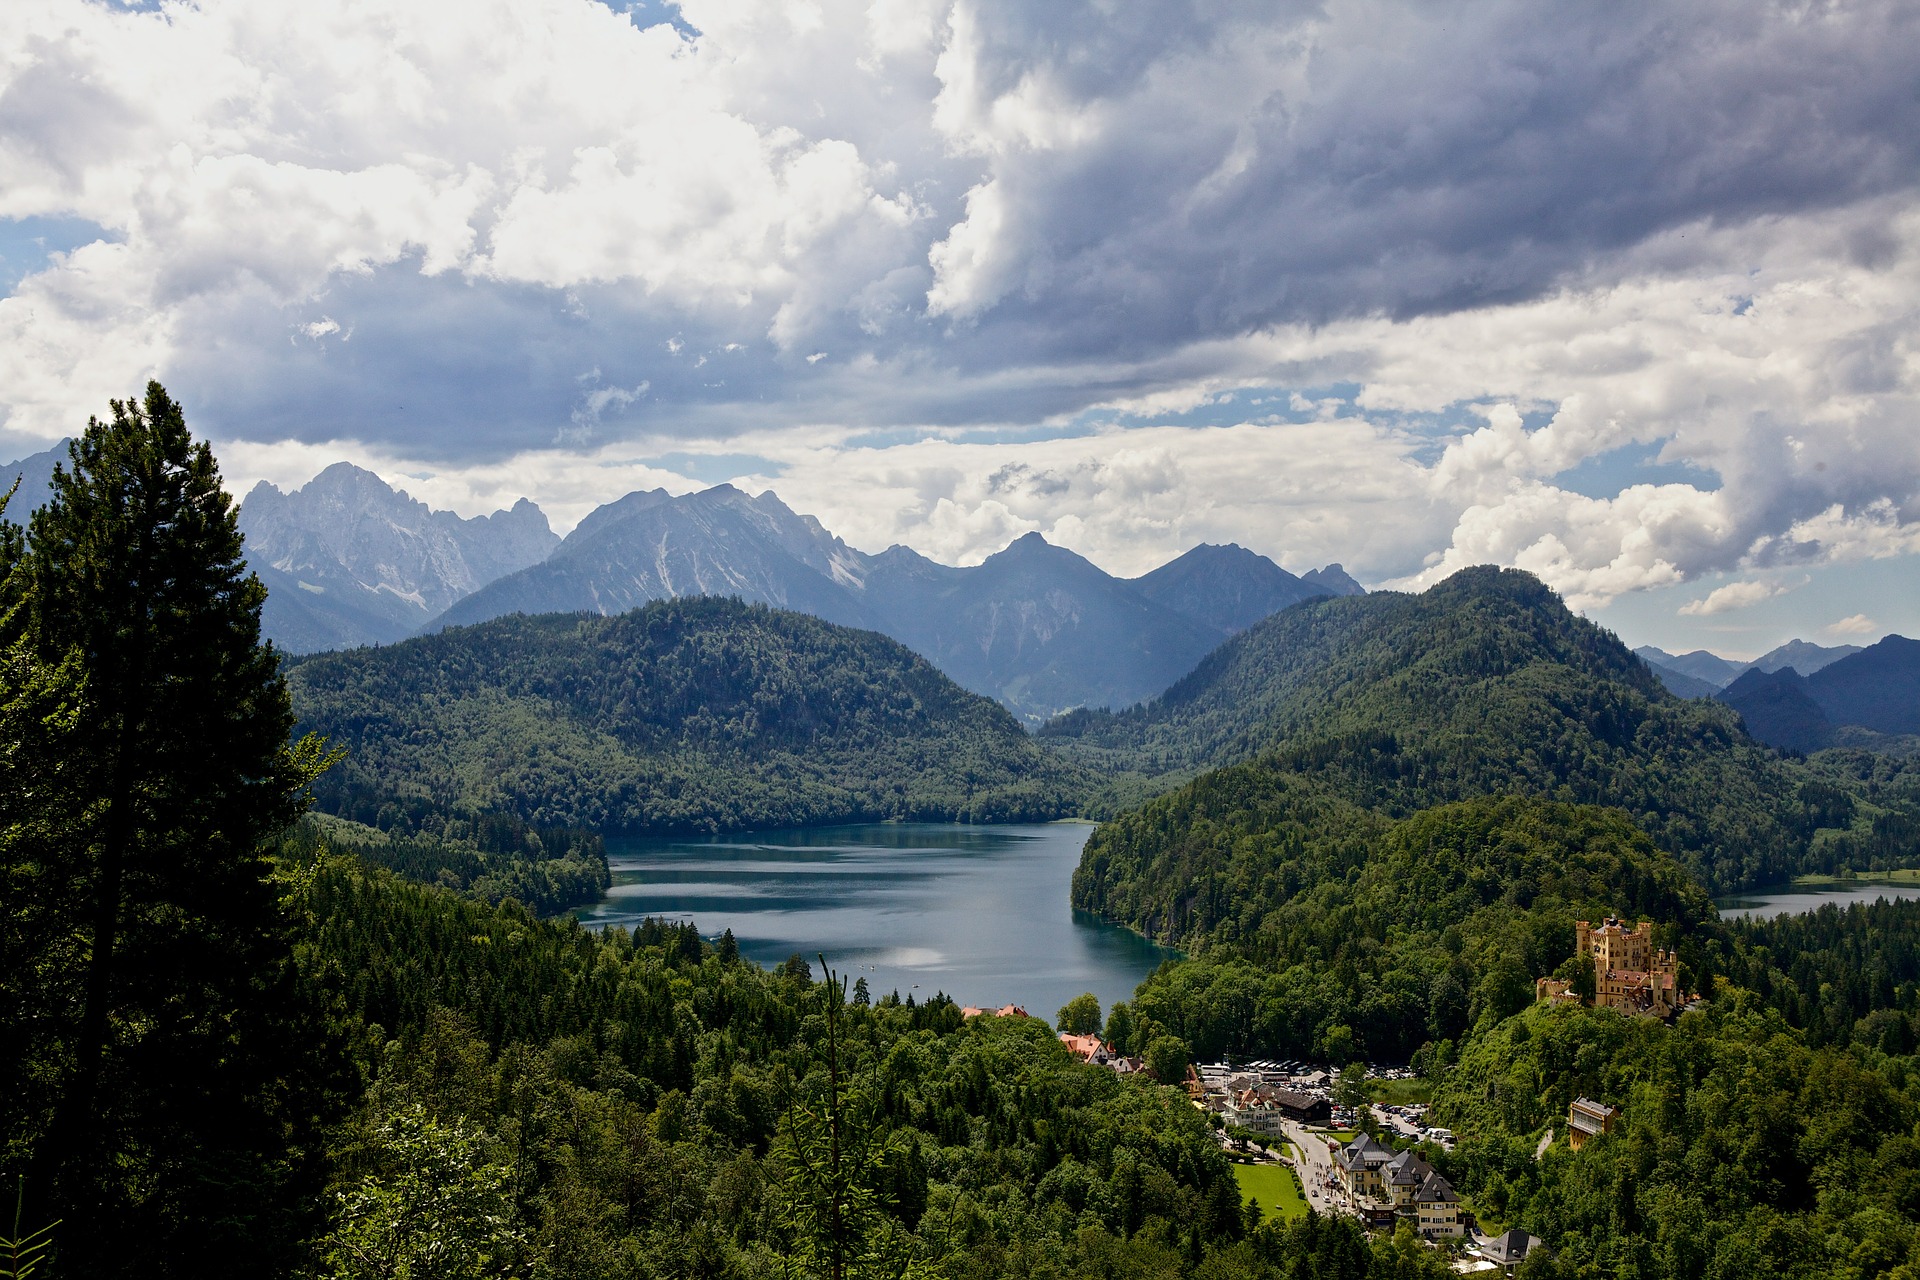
13;385;1920;1280
1056;567;1918;898
290;599;1088;835
0;386;1468;1279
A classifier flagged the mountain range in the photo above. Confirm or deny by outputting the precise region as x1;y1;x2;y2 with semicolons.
1635;639;1863;697
228;466;1362;724
238;463;561;652
1713;635;1920;753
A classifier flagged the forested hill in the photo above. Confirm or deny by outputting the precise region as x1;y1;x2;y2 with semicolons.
288;597;1090;836
1060;566;1879;904
1044;566;1668;774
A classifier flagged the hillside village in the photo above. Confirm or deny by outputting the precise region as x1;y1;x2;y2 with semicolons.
1048;911;1699;1271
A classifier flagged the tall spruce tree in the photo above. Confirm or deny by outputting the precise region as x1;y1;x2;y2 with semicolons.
3;384;341;1279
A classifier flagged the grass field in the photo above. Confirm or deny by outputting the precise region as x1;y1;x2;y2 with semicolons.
1369;1077;1433;1105
1792;868;1920;887
1232;1162;1310;1222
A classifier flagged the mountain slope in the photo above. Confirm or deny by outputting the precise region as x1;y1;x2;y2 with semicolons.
290;596;1088;834
870;532;1226;721
433;483;877;633
1130;542;1333;633
1060;567;1848;906
1716;667;1835;753
240;463;557;651
1805;635;1920;735
0;441;65;516
432;485;1355;724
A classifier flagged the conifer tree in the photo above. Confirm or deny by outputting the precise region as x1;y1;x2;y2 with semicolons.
4;384;339;1279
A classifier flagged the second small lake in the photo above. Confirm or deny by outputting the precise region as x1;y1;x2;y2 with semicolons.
577;822;1176;1021
1717;877;1920;920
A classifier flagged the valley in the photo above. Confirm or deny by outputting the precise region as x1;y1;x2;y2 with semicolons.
11;415;1920;1280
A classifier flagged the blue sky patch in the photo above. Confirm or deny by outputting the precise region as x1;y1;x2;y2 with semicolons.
1553;440;1721;499
0;216;115;297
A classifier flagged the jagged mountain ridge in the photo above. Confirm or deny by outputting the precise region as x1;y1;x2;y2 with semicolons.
427;483;1362;724
238;463;559;652
434;483;880;634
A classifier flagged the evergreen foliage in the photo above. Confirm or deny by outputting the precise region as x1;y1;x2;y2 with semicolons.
1426;997;1920;1279
1059;567;1914;908
284;812;610;917
0;384;345;1279
1108;797;1711;1063
287;852;1312;1277
289;600;1090;839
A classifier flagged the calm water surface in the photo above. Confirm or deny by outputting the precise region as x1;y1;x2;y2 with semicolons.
1718;880;1920;920
577;822;1176;1019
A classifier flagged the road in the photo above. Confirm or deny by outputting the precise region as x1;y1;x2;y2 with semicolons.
1281;1120;1352;1218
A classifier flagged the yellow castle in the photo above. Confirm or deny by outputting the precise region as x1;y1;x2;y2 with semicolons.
1577;917;1680;1017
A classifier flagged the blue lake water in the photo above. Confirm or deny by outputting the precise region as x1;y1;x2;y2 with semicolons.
577;822;1176;1019
1717;880;1920;920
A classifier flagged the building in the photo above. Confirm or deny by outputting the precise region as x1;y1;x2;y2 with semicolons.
1481;1229;1546;1275
1224;1091;1288;1137
1271;1089;1331;1124
1412;1171;1464;1238
1534;976;1578;1006
1335;1133;1394;1201
1567;1097;1619;1150
1577;917;1682;1017
962;1004;1030;1019
1383;1149;1434;1209
1058;1032;1107;1061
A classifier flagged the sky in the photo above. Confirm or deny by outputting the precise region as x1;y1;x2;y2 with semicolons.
2;0;1918;660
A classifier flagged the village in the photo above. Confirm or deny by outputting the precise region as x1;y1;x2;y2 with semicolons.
1053;916;1679;1274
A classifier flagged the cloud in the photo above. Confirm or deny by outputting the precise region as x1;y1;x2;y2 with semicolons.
1679;579;1791;617
1827;614;1877;636
0;0;1918;612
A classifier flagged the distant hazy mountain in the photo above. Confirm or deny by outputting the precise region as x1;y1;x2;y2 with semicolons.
1301;563;1366;597
1752;638;1863;676
0;441;67;517
1804;635;1920;735
1635;645;1747;689
1638;657;1722;700
1716;635;1919;751
1715;668;1835;753
1132;543;1335;633
429;484;1360;723
239;463;558;652
1637;639;1867;697
871;532;1226;721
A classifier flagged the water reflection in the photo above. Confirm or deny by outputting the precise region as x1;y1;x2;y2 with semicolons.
1717;879;1920;920
577;822;1176;1019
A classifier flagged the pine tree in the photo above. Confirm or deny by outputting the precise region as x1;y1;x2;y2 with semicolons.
6;384;340;1278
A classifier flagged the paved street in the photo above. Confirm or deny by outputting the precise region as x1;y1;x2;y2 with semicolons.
1281;1120;1350;1218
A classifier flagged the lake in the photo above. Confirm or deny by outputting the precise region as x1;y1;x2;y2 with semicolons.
1717;877;1920;920
577;821;1177;1020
